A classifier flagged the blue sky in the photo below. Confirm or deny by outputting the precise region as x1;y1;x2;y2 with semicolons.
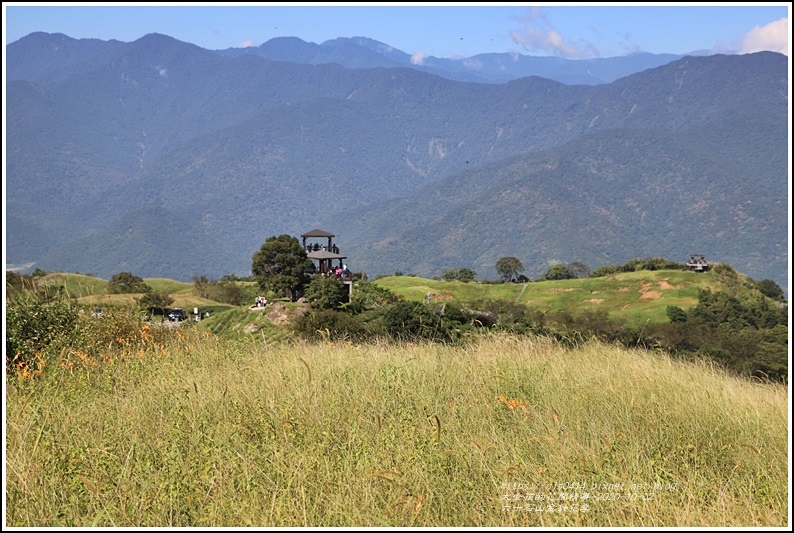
3;2;790;59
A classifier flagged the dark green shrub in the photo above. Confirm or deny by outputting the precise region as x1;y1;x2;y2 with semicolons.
743;324;789;381
471;299;543;332
137;291;174;316
70;305;155;357
440;268;477;282
755;279;786;302
541;264;575;281
348;281;400;312
567;262;591;278
425;302;480;339
590;264;622;277
6;292;78;372
666;305;688;323
304;276;348;310
591;257;686;277
194;275;253;306
291;309;369;342
381;301;449;342
437;302;471;325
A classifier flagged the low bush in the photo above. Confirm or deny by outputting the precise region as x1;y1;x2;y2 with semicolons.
291;308;371;342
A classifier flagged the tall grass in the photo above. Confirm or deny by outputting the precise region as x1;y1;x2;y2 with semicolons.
5;331;788;527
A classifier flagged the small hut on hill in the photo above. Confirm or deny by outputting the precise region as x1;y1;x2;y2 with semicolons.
301;228;353;293
686;254;709;272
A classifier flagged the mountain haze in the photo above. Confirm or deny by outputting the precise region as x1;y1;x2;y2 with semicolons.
215;35;686;85
5;33;789;293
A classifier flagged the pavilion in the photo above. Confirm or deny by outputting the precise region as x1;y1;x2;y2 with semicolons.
300;229;352;291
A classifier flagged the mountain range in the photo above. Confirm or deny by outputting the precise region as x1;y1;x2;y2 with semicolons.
5;32;790;294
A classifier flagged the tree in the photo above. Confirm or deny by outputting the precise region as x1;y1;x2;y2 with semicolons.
755;279;785;302
567;261;591;279
108;272;151;294
542;264;575;281
441;267;476;282
137;291;174;318
495;257;524;283
251;234;314;302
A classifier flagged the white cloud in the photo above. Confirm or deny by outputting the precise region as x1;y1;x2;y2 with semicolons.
411;51;427;65
740;18;789;55
509;7;599;58
462;58;483;70
238;39;257;49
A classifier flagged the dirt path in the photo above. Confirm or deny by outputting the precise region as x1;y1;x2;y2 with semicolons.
514;282;528;304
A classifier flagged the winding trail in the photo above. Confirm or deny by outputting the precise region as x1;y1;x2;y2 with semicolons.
514;282;528;304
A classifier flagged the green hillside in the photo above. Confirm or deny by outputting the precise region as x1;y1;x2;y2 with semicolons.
25;265;761;333
34;272;110;297
11;262;785;383
374;269;717;325
34;268;717;331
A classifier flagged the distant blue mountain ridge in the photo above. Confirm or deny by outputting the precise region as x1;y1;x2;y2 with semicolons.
5;32;787;296
214;35;690;85
9;31;696;86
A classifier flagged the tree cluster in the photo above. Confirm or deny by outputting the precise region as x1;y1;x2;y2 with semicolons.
108;272;151;294
193;275;255;306
251;235;314;302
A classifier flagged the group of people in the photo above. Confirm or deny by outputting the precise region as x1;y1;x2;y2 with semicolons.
324;264;350;279
253;295;267;308
306;243;340;254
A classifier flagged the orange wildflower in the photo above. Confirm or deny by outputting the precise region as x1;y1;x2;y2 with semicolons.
497;396;527;410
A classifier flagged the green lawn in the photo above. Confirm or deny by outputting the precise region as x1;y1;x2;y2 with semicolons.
375;270;717;325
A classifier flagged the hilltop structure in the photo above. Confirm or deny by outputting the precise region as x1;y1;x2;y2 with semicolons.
301;228;353;293
686;254;709;272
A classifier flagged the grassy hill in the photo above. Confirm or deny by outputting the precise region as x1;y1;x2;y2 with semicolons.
34;273;235;317
28;266;755;337
13;262;784;384
31;268;716;334
374;269;718;325
5;265;788;526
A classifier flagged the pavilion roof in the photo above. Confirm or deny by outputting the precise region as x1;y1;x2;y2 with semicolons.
301;228;335;238
307;250;346;260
